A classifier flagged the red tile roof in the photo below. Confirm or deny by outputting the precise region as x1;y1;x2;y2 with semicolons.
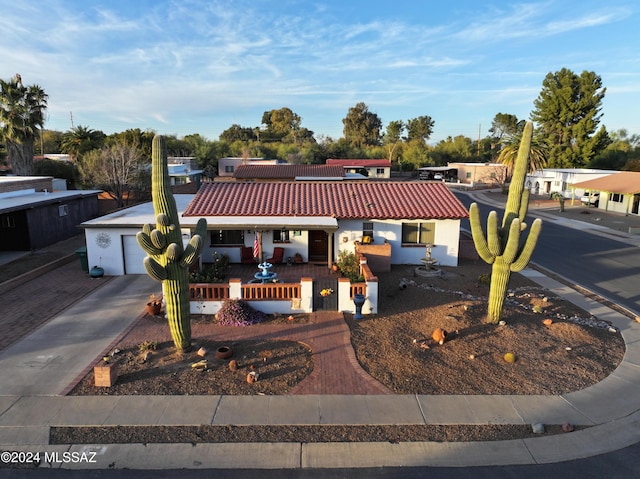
183;182;469;220
326;158;391;167
233;164;345;179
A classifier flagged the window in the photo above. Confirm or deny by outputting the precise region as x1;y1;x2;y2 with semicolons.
1;215;16;228
211;230;244;245
402;222;435;245
58;204;69;217
376;168;385;175
273;230;290;242
224;165;234;173
611;193;624;203
466;172;472;179
362;221;374;242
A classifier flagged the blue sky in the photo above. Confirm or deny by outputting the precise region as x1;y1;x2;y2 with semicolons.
2;0;639;144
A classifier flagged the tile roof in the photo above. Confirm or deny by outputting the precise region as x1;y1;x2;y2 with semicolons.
571;171;640;195
233;164;345;179
326;159;391;167
183;181;469;220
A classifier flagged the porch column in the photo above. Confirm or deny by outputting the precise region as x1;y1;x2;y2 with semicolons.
325;230;334;269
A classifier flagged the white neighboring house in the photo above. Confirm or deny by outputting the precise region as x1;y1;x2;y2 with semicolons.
525;169;618;197
80;182;469;275
571;171;640;216
217;157;285;177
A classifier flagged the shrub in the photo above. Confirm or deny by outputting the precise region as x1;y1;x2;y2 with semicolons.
189;252;229;283
216;299;265;327
336;250;365;283
477;273;491;286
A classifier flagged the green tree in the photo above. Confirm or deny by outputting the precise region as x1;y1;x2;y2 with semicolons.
383;120;405;165
342;102;382;148
61;125;105;162
38;129;64;155
219;124;257;143
531;68;610;168
496;132;547;175
79;139;147;208
0;74;48;175
406;116;434;144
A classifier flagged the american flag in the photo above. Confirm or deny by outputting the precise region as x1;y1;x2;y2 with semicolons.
253;231;260;259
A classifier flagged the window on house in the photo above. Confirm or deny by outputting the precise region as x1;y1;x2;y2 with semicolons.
362;221;374;242
224;165;234;173
211;229;244;245
376;168;385;175
611;193;624;203
273;230;290;242
401;222;435;245
58;204;69;217
1;215;16;228
466;172;472;179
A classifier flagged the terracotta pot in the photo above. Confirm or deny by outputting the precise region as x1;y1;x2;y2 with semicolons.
146;302;162;315
216;346;233;360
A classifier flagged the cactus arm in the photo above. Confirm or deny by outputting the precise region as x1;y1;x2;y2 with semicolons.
144;256;168;281
137;231;163;256
502;218;522;264
150;229;167;249
486;211;502;257
469;203;495;264
510;218;542;272
180;234;203;268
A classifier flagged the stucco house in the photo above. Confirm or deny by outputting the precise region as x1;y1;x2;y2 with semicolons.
217;157;285;177
80;181;469;276
571;171;640;216
525;168;617;197
325;159;391;179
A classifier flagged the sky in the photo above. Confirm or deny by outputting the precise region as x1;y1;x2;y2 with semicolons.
2;0;639;145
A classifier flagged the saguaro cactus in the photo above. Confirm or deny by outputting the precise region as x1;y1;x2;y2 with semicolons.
137;135;207;351
469;121;542;323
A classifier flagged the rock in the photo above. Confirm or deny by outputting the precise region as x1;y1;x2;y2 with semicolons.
197;347;207;357
432;328;447;345
229;360;238;371
532;423;545;434
562;423;574;433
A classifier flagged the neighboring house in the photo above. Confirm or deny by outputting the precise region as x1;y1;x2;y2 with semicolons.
0;176;100;251
80;182;469;276
526;169;617;197
233;164;345;181
217;157;285;177
446;163;507;186
570;171;640;216
167;163;203;190
417;166;458;182
325;159;391;179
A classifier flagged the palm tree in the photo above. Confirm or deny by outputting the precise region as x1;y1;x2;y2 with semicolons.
61;125;105;162
0;74;48;175
496;130;548;176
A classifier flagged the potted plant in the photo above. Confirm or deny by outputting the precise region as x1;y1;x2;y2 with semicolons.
146;294;162;316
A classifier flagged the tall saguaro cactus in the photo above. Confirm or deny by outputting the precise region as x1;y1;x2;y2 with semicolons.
469;121;542;323
137;135;207;351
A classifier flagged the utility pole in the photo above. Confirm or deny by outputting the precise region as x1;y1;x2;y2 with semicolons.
70;111;74;129
477;123;481;157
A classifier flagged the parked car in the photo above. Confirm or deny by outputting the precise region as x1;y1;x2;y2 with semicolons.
581;192;599;206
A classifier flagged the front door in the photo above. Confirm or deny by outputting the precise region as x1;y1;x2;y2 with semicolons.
308;230;328;262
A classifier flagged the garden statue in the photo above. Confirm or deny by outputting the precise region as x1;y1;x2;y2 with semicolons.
137;135;207;352
469;121;542;323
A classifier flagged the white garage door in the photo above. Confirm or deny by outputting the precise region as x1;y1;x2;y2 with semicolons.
122;235;147;274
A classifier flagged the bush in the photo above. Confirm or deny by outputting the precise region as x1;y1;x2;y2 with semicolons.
216;299;265;327
337;250;365;283
189;252;229;283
